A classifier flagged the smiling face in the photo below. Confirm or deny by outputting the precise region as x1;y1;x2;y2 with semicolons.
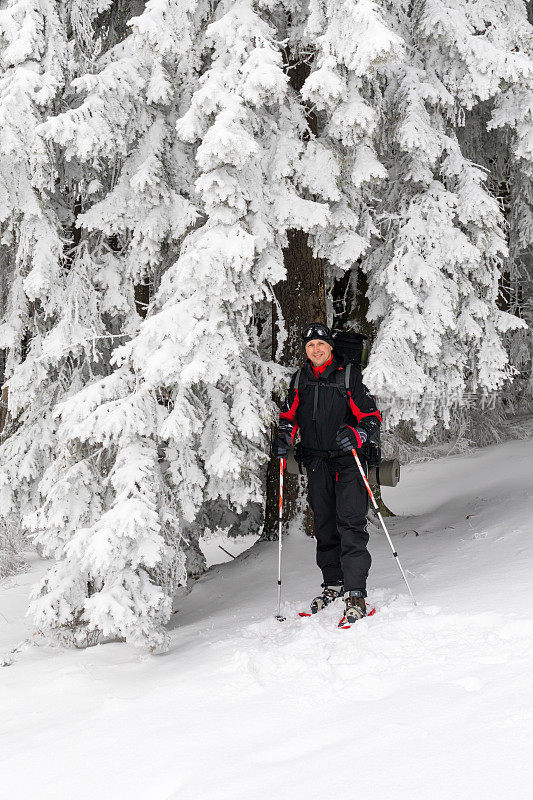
305;339;333;368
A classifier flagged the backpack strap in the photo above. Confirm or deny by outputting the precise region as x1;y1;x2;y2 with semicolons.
334;363;351;401
297;363;349;396
344;362;352;391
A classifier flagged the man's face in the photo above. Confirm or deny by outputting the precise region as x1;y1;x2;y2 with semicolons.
305;339;333;367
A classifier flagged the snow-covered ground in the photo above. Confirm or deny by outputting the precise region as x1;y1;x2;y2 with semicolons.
2;439;533;800
199;530;259;567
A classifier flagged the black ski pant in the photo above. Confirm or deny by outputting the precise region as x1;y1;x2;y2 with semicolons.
305;455;370;594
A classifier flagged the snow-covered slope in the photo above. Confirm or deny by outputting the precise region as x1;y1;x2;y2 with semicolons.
1;439;533;799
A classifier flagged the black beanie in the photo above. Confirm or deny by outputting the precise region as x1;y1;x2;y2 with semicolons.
301;323;334;348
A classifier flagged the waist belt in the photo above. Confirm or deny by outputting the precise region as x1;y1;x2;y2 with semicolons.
301;447;347;459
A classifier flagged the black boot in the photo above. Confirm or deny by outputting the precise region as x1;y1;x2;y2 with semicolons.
310;583;344;614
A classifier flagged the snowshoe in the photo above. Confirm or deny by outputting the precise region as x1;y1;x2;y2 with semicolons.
299;583;344;617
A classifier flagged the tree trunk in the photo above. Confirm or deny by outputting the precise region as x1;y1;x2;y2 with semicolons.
369;479;396;518
332;260;372;338
0;380;7;434
261;45;328;540
262;231;327;539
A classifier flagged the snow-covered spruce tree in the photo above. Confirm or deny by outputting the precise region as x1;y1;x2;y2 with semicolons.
360;0;531;439
300;0;403;290
487;1;533;410
0;2;165;641
24;1;204;650
0;2;73;561
26;0;332;649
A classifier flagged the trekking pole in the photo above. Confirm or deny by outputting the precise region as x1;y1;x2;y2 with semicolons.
276;458;286;621
351;448;416;604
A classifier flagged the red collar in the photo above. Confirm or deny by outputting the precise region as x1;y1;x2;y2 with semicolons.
310;354;333;378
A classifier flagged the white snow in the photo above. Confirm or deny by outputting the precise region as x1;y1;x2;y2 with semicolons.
199;531;259;567
2;438;533;799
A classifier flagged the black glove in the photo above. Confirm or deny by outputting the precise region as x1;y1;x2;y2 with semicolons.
272;419;293;458
336;424;367;452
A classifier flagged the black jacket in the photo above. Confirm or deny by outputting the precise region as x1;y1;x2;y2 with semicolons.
279;355;381;453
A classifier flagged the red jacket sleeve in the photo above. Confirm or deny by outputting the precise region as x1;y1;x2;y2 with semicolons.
347;370;382;436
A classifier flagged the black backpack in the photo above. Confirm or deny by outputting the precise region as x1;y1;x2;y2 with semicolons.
293;331;381;467
332;330;369;370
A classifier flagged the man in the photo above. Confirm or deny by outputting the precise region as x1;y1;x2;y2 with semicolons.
273;322;382;624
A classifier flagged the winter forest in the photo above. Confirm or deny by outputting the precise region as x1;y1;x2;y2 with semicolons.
0;0;532;659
